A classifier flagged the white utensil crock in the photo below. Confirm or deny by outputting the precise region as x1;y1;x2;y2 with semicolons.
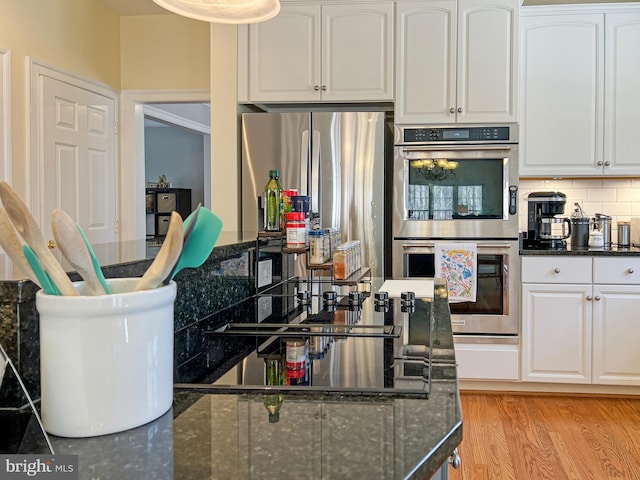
36;278;176;438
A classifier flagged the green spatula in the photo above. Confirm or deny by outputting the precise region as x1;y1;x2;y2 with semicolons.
162;206;223;284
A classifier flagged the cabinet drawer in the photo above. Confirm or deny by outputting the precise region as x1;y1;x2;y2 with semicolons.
454;343;519;381
521;256;592;284
593;257;640;284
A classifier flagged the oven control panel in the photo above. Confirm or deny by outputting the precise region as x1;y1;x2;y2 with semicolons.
401;125;514;143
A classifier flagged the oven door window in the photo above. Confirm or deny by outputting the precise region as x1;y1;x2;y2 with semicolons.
405;157;505;220
405;253;505;315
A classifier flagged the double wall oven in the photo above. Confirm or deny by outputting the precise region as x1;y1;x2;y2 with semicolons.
392;124;520;342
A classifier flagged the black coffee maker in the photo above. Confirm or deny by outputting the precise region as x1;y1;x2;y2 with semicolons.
523;192;572;250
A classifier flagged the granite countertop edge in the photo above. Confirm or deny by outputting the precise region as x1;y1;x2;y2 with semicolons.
520;247;640;256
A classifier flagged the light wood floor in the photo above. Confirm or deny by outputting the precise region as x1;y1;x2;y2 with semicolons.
449;392;640;480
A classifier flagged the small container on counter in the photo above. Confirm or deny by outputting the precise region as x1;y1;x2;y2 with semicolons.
291;195;310;217
309;229;327;264
285;212;307;248
617;221;631;247
333;240;362;280
593;214;612;248
570;217;590;247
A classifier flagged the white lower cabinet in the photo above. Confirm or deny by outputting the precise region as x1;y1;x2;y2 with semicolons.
521;282;592;383
592;275;640;386
521;256;640;386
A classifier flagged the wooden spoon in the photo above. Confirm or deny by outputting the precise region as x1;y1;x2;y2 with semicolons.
0;182;78;296
133;211;184;292
51;209;107;295
0;207;42;287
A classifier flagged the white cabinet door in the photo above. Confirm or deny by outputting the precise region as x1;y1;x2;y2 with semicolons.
395;1;457;124
322;3;394;102
395;0;518;125
248;2;392;103
592;284;640;386
603;13;640;175
456;0;518;123
519;13;604;177
248;4;321;102
521;283;592;384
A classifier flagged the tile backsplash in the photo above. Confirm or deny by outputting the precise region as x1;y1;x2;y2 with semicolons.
519;178;640;243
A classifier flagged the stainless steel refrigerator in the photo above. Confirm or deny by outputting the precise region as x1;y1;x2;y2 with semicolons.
241;111;389;278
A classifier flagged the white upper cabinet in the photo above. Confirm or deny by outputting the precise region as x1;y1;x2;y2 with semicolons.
603;13;640;176
246;2;394;103
520;7;640;177
395;0;519;125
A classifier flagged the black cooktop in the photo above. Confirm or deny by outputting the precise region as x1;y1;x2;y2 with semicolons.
179;282;435;398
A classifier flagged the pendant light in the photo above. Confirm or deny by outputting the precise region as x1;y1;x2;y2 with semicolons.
152;0;281;24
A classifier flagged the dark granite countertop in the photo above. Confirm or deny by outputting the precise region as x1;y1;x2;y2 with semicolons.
0;231;259;283
8;278;461;480
520;245;640;256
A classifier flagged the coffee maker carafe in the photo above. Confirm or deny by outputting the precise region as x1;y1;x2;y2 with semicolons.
523;192;572;249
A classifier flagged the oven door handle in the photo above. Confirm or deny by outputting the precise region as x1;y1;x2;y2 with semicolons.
400;242;514;249
399;145;513;153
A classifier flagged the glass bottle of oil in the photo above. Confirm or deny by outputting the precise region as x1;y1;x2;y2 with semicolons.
264;170;283;231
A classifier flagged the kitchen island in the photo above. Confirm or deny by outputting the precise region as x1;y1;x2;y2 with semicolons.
4;276;462;480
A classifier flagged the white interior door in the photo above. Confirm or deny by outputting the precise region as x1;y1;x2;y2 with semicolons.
40;75;116;245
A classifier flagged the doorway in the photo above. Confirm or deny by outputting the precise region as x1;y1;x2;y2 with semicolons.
119;90;210;241
143;103;210;237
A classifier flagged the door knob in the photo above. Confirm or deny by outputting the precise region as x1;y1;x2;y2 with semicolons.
457;107;463;113
597;161;604;166
554;267;560;273
627;268;634;274
314;85;320;91
604;161;611;166
322;85;327;91
449;108;455;114
595;295;601;301
586;295;593;301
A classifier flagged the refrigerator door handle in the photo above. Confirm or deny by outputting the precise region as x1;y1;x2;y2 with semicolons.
310;129;321;214
300;129;309;197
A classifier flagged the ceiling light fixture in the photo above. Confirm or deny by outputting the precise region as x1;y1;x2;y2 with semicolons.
152;0;281;24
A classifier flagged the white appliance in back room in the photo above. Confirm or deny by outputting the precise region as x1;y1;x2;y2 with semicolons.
240;111;393;278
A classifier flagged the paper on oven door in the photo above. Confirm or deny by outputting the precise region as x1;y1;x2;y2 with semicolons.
434;242;477;302
379;280;434;298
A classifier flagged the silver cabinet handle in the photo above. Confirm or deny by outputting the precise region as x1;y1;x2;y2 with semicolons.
322;85;327;91
586;295;593;301
449;448;461;469
554;267;561;273
457;107;463;113
604;161;611;166
314;85;320;91
595;295;601;301
449;107;455;114
597;161;604;166
628;268;635;274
